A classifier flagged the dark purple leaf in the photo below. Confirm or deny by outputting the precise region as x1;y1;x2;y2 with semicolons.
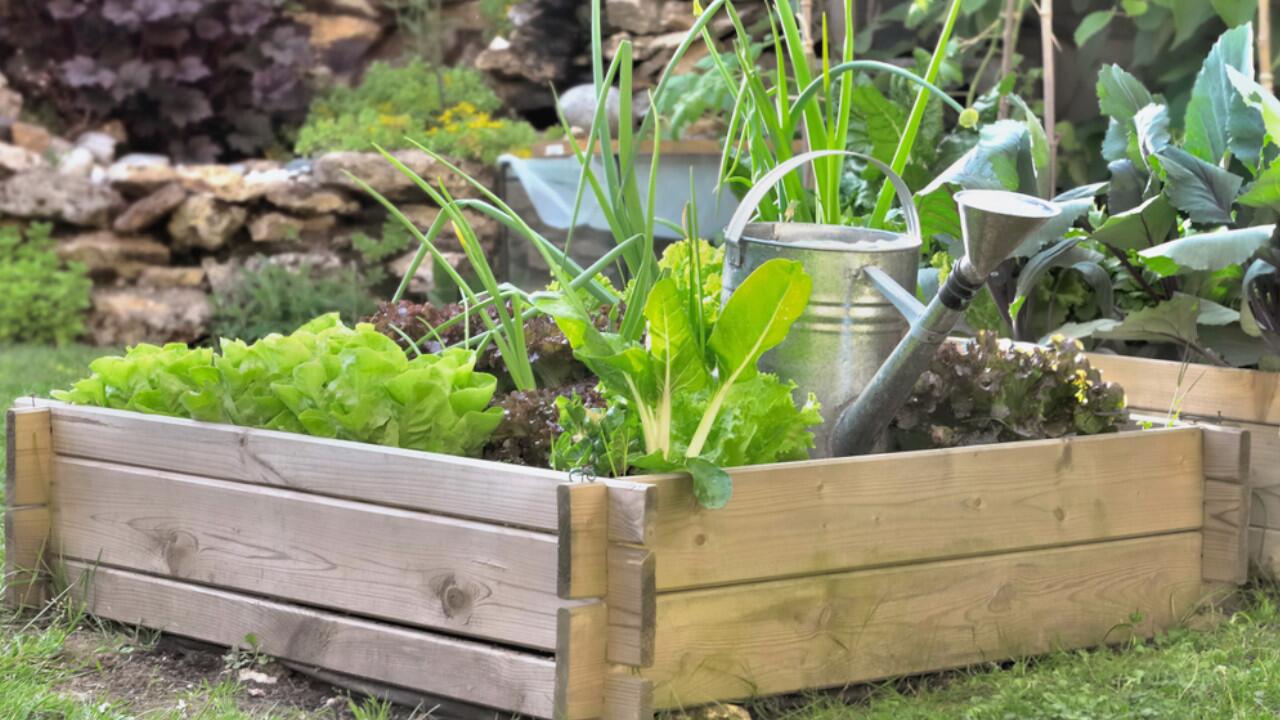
116;59;153;95
63;56;107;88
47;0;85;20
195;17;226;40
175;57;211;83
228;1;272;35
160;86;213;127
102;0;141;27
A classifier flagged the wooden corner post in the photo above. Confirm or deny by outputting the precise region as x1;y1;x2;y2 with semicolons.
1200;424;1252;588
603;480;657;720
5;407;53;608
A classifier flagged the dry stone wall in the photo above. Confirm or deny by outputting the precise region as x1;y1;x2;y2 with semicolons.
0;125;497;347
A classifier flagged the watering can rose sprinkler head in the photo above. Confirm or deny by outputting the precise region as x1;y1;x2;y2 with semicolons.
829;189;1060;457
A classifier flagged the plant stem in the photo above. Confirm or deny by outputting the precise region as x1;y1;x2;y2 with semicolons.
1104;244;1166;304
868;0;963;230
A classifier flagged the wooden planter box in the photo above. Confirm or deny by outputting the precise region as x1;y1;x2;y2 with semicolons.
5;399;1248;719
1088;354;1280;579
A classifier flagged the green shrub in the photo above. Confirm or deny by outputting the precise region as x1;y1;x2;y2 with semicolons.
0;223;91;346
294;59;537;162
210;263;377;344
891;332;1129;450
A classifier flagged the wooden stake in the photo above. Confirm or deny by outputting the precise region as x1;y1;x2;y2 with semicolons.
1040;0;1057;193
1261;0;1274;94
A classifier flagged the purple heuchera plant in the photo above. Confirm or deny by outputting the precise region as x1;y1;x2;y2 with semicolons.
3;0;313;161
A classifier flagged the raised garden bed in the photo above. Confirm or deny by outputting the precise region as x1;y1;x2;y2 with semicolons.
5;399;1248;718
1087;354;1280;580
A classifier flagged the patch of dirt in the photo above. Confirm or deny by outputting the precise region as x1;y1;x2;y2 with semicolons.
55;629;427;718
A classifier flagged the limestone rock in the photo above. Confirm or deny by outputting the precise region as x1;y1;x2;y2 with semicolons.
247;212;338;243
113;183;188;233
265;180;360;215
313;150;488;200
108;154;179;195
57;147;96;178
660;1;694;32
201;256;240;295
307;0;383;19
10;121;52;154
168;194;248;252
138;266;207;289
0;142;44;176
57;231;171;282
0;169;122;226
397;204;500;253
76;131;118;165
176;162;292;203
89;287;211;345
558;85;621;134
607;0;662;34
244;250;346;275
389;250;435;296
296;12;384;73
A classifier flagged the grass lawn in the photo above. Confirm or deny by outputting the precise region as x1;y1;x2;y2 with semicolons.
4;344;1280;718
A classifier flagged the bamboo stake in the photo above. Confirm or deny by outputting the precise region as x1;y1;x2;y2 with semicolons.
1262;0;1274;94
1040;0;1057;193
997;0;1020;119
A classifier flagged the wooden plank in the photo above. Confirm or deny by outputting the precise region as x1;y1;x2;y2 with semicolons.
558;483;607;600
642;533;1203;708
606;481;657;546
6;408;51;506
604;671;654;720
5;408;52;609
1087;353;1280;425
65;562;558;718
607;545;655;668
4;506;49;608
51;457;569;650
1238;421;1280;490
554;603;607;720
1203;479;1249;585
1250;527;1280;578
1201;425;1251;484
39;401;566;531
636;428;1204;591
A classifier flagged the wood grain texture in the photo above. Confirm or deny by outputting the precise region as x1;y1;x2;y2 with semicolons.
604;671;654;720
642;533;1204;708
607;545;655;668
65;562;558;717
6;408;51;507
1201;425;1250;484
39;401;566;531
1087;353;1280;425
558;483;607;600
51;457;570;650
606;481;657;545
1203;479;1249;585
5;506;49;608
636;428;1203;590
1250;527;1280;578
555;603;607;720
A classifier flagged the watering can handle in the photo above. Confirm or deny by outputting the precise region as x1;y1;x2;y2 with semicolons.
722;149;921;244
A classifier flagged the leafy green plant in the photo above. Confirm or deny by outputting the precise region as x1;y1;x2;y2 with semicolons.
544;249;822;508
998;25;1280;368
703;0;977;227
54;314;504;457
295;59;537;162
891;332;1128;450
210;263;378;344
0;223;92;346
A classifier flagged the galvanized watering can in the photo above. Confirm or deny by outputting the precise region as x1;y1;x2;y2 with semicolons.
722;150;1060;457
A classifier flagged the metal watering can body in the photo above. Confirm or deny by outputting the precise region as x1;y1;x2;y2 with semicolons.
720;151;922;457
720;150;1061;458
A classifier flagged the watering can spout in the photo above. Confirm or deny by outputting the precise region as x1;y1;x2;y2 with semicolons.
829;190;1059;457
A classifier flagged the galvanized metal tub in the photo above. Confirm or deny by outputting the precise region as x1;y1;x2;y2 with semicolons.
721;151;922;456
